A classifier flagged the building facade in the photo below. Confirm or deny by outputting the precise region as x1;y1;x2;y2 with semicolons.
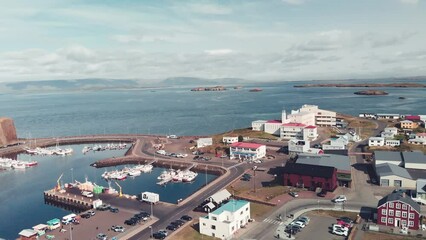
229;142;266;161
280;123;306;140
222;137;239;144
282;163;338;191
369;137;385;147
199;200;251;240
400;120;419;129
377;192;420;230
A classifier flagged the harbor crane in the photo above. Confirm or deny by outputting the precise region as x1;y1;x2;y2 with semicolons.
56;173;64;191
115;181;122;197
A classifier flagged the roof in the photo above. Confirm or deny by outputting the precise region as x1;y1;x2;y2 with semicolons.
282;123;306;127
252;120;267;123
378;192;420;213
417;133;426;137
230;142;264;149
376;163;412;179
401;120;413;123
297;154;351;171
377;113;400;116
33;224;48;231
405;115;421;120
266;120;282;124
204;202;216;209
18;229;38;237
369;137;384;141
403;151;426;165
282;163;335;178
417;179;426;194
209;189;231;204
305;125;317;129
212;199;249;215
47;218;60;225
374;151;403;162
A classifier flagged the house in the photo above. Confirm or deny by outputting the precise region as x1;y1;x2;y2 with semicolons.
280;123;306;140
282;163;338;191
197;138;213;148
408;138;426;145
385;140;400;147
369;137;385;147
336;118;348;128
251;120;267;131
377;192;421;230
18;229;38;240
199;199;250;240
413;179;426;205
375;163;415;188
302;125;318;141
400;120;419;129
229;142;266;161
376;113;400;120
296;154;351;187
322;135;349;150
359;113;377;119
264;120;282;135
207;189;232;205
374;151;403;166
288;139;310;153
405;115;421;121
222;136;239;144
403;152;426;170
381;127;398;139
203;202;217;213
415;133;426;139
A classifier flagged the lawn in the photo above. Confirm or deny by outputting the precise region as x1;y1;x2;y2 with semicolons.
311;210;359;221
249;202;274;220
228;185;292;202
363;231;419;240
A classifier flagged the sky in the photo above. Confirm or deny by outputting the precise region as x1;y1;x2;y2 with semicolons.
0;0;425;82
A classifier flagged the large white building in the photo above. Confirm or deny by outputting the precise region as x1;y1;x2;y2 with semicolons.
229;142;266;161
280;123;306;140
369;137;385;147
298;104;337;126
199;199;251;240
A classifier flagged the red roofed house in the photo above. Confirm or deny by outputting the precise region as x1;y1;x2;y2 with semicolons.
229;142;266;161
405;115;421;121
303;125;318;141
377;192;421;230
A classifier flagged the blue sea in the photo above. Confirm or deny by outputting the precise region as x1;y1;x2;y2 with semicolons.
0;79;425;239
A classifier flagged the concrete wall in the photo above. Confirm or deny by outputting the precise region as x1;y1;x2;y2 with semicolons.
0;117;17;147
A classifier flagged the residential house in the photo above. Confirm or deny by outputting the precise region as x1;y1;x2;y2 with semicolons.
376;163;416;188
381;127;398;139
222;136;239;144
369;137;385;147
229;142;266;161
296;154;352;187
322;135;349;150
288;139;310;153
377;192;421;230
408;138;426;145
302;125;318;141
376;113;400;120
282;163;338;191
203;189;232;213
199;199;250;240
280;123;306;140
385;140;401;147
400;120;419;130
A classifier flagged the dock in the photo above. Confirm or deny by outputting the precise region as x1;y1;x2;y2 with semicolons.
44;189;94;211
183;163;196;171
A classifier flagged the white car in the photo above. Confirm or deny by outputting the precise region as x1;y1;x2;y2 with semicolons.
332;228;348;236
82;191;93;198
111;225;125;232
290;220;305;228
156;150;166;155
333;195;347;203
332;224;349;232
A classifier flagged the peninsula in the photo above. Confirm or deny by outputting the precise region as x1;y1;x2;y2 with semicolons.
294;83;426;88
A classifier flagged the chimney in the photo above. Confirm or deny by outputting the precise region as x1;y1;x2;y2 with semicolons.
402;192;406;198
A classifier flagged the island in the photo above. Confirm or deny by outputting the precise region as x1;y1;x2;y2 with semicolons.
191;86;226;91
294;83;426;88
354;90;388;96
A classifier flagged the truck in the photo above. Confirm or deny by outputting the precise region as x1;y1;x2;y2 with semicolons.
141;192;160;204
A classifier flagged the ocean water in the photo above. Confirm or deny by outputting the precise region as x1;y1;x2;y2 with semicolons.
0;145;216;239
0;80;425;138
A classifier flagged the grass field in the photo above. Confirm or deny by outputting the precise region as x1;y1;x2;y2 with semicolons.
362;231;419;240
311;210;359;220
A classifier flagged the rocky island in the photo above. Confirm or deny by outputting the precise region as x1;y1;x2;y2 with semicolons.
294;83;426;88
191;86;226;91
354;90;388;96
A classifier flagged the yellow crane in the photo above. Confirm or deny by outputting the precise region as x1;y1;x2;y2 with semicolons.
56;173;63;191
115;181;122;197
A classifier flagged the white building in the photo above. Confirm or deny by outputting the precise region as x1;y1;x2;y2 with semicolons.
229;142;266;161
384;127;398;135
251;120;267;131
415;133;426;140
322;135;349;150
264;120;282;135
299;104;337;126
222;136;239;144
369;137;385;147
302;126;318;141
199;199;251;240
280;123;306;140
408;138;426;145
385;139;401;147
288;139;310;153
197;138;213;148
376;113;400;120
286;111;316;126
376;163;416;188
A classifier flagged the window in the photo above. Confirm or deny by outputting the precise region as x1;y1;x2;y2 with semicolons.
402;212;407;218
402;220;407;226
396;211;401;217
396;203;401;209
389;210;394;216
381;217;386;223
409;213;415;219
240;211;243;215
246;207;248;211
211;225;216;230
388;218;393;224
203;223;206;226
232;226;235;231
212;217;217;221
389;202;394;208
381;209;387;215
409;221;414;227
402;204;407;210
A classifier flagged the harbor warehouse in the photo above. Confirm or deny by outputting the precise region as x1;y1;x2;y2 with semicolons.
229;142;266;161
199;199;250;239
282;163;338;191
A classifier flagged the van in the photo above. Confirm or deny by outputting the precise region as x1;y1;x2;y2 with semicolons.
82;191;94;198
62;213;77;225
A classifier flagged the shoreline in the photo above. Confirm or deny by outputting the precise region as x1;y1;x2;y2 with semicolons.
294;82;426;88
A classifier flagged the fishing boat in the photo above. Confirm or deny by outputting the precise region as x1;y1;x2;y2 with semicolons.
12;162;27;169
25;161;38;167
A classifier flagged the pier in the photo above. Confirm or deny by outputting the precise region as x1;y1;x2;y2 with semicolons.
44;189;94;211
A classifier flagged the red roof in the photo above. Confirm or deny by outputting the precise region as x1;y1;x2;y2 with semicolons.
266;120;282;123
406;115;421;120
305;125;317;129
282;123;306;127
230;142;264;149
417;133;426;137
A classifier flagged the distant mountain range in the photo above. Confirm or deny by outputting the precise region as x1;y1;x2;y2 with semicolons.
160;77;245;86
3;79;140;91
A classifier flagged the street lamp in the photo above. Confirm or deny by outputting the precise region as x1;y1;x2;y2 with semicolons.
149;225;153;238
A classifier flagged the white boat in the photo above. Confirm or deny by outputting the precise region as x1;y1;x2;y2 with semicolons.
12;162;27;169
82;146;91;154
127;169;141;177
182;171;198;182
24;161;38;167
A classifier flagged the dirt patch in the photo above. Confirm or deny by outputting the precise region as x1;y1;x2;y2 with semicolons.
362;231;419;240
250;202;274;220
172;222;218;240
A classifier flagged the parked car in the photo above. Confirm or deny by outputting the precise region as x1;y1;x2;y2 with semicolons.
110;207;119;213
80;213;91;219
317;190;326;197
333;195;347;203
87;210;96;216
285;224;301;233
181;215;193;221
158;230;168;236
152;232;167;239
337;217;353;224
289;192;299;198
336;220;351;228
290;220;305;228
297;216;310;224
124;219;136;226
97;204;111;211
111;225;125;232
96;233;108;240
332;223;349;232
332;228;348;236
166;224;177;231
193;155;200;160
295;218;308;225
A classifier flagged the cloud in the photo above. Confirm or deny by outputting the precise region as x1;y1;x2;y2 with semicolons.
204;49;234;56
113;34;172;43
291;30;352;51
399;0;418;4
188;3;232;15
282;0;305;5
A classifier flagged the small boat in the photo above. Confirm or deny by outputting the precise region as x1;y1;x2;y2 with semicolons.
127;169;141;177
12;162;27;169
25;161;38;167
115;174;127;180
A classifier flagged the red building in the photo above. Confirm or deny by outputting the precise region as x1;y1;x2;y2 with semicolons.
282;163;338;191
405;115;421;121
377;192;421;230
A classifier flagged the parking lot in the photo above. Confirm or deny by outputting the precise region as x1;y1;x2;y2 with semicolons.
46;207;154;240
294;213;347;240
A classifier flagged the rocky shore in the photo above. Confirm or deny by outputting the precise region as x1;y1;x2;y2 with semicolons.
354;90;388;95
191;86;226;91
294;83;426;88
